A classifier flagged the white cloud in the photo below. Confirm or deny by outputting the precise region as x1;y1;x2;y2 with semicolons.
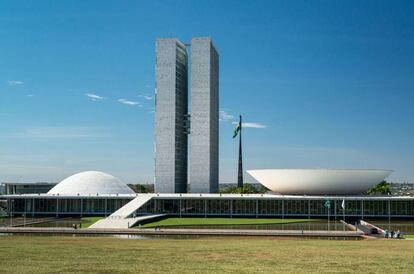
232;121;266;129
145;84;152;88
243;123;267;129
118;98;141;106
8;80;24;86
219;110;234;122
27;94;35;97
141;95;153;100
85;93;105;101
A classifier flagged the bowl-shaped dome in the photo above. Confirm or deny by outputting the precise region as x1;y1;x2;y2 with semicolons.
247;169;393;195
48;171;134;195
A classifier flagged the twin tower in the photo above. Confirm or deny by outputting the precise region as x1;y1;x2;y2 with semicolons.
155;37;219;193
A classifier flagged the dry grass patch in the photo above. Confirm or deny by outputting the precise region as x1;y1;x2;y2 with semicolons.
0;236;413;273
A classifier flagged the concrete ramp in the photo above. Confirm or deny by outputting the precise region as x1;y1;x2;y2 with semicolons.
90;214;165;229
89;195;157;229
358;220;386;237
110;195;154;218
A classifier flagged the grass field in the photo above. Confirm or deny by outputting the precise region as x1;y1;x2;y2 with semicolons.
140;218;321;228
81;217;103;228
405;235;414;239
0;236;413;273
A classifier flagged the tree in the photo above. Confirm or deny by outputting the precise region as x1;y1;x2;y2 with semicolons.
365;181;391;195
220;184;269;194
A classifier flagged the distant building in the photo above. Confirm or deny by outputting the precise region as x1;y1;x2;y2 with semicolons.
155;38;189;193
189;37;219;193
0;182;57;195
390;183;414;196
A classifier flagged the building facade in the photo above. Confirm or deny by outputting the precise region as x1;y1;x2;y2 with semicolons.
189;37;219;193
0;182;57;195
4;193;414;220
155;38;189;193
155;37;219;194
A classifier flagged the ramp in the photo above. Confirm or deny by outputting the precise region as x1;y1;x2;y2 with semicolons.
89;214;165;229
110;195;154;218
358;220;386;238
89;195;156;229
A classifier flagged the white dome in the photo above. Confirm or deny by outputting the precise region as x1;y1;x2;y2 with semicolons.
48;171;135;195
247;169;393;195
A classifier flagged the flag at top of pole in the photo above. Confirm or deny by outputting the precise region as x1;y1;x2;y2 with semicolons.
233;122;241;138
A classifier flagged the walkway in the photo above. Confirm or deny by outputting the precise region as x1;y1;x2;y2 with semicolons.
357;220;386;238
0;227;364;238
89;195;155;229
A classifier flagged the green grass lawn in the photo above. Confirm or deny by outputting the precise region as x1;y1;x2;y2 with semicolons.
140;217;322;228
405;235;414;239
0;236;413;273
80;217;103;228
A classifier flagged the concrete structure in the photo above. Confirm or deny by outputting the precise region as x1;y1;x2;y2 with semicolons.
0;182;56;195
189;37;219;193
48;171;134;195
3;193;414;219
155;38;189;193
247;169;393;195
154;37;219;194
0;226;364;237
89;194;162;229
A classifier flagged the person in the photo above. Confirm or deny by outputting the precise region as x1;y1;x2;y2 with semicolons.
395;230;400;239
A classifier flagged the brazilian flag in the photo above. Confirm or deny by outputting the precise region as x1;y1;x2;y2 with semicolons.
233;122;241;138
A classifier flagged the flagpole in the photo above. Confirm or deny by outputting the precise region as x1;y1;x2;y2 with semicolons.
343;200;345;231
324;200;330;231
237;115;243;188
328;205;330;232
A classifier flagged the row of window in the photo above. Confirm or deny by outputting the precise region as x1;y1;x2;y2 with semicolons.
137;199;414;217
7;198;414;217
8;198;131;215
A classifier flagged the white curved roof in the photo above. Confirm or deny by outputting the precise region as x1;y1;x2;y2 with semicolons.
247;169;393;195
48;171;135;195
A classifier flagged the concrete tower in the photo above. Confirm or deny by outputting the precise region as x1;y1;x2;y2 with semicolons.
155;38;189;193
189;37;219;193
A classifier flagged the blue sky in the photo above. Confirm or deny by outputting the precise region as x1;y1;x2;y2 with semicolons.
0;0;413;184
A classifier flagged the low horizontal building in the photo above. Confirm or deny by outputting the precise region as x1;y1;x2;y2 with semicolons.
2;170;412;220
2;193;414;219
0;182;57;195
